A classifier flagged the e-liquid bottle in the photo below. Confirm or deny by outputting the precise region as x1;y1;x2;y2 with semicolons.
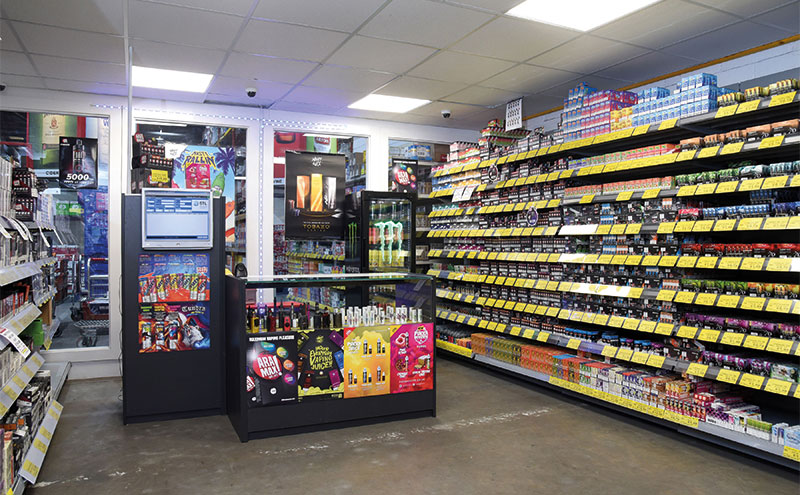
72;139;85;173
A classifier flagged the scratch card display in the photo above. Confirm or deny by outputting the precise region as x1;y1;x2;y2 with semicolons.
390;323;434;394
246;332;298;406
296;328;344;401
138;253;210;303
138;302;210;353
343;326;392;398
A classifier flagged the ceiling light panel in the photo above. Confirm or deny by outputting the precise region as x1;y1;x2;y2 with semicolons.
132;66;213;92
348;94;430;113
507;0;662;32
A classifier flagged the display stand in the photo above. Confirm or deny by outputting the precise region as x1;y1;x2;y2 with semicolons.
225;273;436;441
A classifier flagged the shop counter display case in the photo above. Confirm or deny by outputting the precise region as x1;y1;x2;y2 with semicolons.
225;272;436;441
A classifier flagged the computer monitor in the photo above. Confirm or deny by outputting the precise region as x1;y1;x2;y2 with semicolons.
141;188;213;250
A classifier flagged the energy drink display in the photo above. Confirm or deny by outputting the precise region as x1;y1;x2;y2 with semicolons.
138;253;211;353
138;302;210;352
284;151;346;239
246;332;298;407
390;323;434;394
343;325;392;398
296;328;345;401
367;198;412;271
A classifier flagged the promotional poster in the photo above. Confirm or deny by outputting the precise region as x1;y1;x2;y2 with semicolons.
391;158;417;193
343;325;392;398
138;253;210;303
59;136;98;189
246;332;298;407
296;328;344;401
390;323;434;394
172;146;236;243
138;302;210;353
284;151;345;240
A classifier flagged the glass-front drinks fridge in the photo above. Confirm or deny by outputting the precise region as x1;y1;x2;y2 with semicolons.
345;191;415;275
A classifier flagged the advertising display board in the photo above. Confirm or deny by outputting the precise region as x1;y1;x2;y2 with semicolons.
284;151;345;239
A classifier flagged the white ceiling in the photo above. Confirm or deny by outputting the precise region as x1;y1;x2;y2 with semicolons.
0;0;797;129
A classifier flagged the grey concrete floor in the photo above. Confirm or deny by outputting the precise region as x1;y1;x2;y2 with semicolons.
30;358;798;495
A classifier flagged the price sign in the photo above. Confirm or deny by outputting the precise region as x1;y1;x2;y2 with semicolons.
625;223;642;234
676;150;695;162
522;329;535;339
658;118;677;130
720;142;744;155
762;175;788;189
737;217;763;230
718;257;741;270
717;295;740;308
625;255;642;265
657;222;675;234
715;104;738;118
735;100;760;113
766;298;792;314
713;219;736;231
639;321;656;333
759;135;785;149
741;297;765;311
764;217;789;230
769;91;796;107
609;316;625;328
716;369;740;384
566;338;581;350
616;191;634;202
674;292;696;304
658;255;678;267
784;446;800;462
677;326;698;339
740;257;765;271
766;338;793;354
647;355;666;368
739;179;764;192
743;335;769;350
632;125;650;135
537;331;550;343
602;346;618;358
616;348;634;361
641;188;660;199
695;183;717;195
631;352;649;364
595;225;611;235
610;224;626;235
677;256;697;268
720;332;745;346
696;146;720;159
698;329;720;342
739;373;765;389
594;314;610;326
686;363;708;377
623;318;640;330
693;220;714;232
656;289;676;302
764;378;792;396
677;185;697;197
642;255;660;266
715;182;738;194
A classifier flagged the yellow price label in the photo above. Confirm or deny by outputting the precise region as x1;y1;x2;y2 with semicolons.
736;100;760;113
631;352;649;364
616;191;633;202
22;460;40;479
743;334;769;350
655;322;674;335
769;91;796;107
610;224;626;235
716;369;740;384
676;150;695;162
715;182;738;194
718;257;741;270
658;255;678;267
647;354;666;368
537;331;550;342
602;346;618;358
658;118;677;130
759;135;785;149
656;289;676;302
766;338;793;354
522;329;535;339
609;316;625;328
717;295;740;308
642;255;660;266
674;221;695;232
657;222;675;234
674;291;696;304
695;183;717;196
784;446;800;462
677;256;697;268
616;348;634;361
625;255;642;265
739;178;764;192
677;326;698;338
720;142;744;155
719;332;745;346
713;219;736;231
623;318;640;330
765;378;792;396
766;299;792;314
737;217;763;230
546;307;559;317
763;217;789;230
762;175;788;189
595;225;611;235
739;373;765;389
740;257;765;271
566;338;581;350
696;146;720;159
594;314;610;326
12;376;25;389
686;363;708;377
677;185;697;197
632;124;649;135
698;329;720;342
715;104;738;118
741;297;766;311
693;220;714;232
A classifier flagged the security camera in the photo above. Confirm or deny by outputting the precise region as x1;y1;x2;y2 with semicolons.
0;84;6;92
246;87;257;98
441;109;451;119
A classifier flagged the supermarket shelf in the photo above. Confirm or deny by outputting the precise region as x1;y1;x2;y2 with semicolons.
0;352;44;417
287;252;344;262
42;317;61;351
18;399;63;485
427;248;800;273
42;360;71;400
435;308;799;399
467;353;799;469
435;289;800;356
0;304;43;351
34;286;56;307
416;227;431;232
435;339;473;358
287;296;339;312
0;259;51;287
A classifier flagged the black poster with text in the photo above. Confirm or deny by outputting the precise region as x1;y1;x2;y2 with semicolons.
246;332;298;407
59;136;98;189
285;151;345;239
391;158;417;193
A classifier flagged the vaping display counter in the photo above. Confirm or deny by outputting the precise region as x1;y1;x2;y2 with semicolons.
225;272;436;441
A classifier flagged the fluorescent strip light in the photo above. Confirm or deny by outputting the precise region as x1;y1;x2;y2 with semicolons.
506;0;661;32
132;66;213;93
348;94;430;113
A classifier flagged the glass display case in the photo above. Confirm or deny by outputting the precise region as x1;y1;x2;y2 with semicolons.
346;191;416;275
225;272;436;441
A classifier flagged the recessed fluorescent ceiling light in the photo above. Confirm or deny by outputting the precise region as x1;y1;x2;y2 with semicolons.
132;66;213;93
507;0;661;31
348;94;430;113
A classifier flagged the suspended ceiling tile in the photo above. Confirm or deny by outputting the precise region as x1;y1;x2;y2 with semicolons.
750;2;800;33
132;86;206;102
374;76;468;100
528;36;649;75
408;51;515;84
539;74;631;98
0;21;23;52
691;0;797;17
661;21;789;61
2;0;124;35
205;94;273;107
30;54;125;84
359;0;494;48
459;107;505;128
15;23;124;63
326;36;437;74
270;100;346;115
408;101;483;118
520;94;568;116
252;0;385;31
444;86;523;107
220;53;317;84
132;40;225;73
0;74;45;89
479;64;576;93
303;65;396;94
129;1;242;49
595;51;697;84
207;76;294;100
442;0;528;14
282;85;364;108
450;17;579;62
42;77;127;96
336;106;425;122
138;0;256;16
591;0;738;50
0;50;38;76
235;19;348;62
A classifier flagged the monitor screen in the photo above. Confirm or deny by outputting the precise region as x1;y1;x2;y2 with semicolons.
142;189;213;250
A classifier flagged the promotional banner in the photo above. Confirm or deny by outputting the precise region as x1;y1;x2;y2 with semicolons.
296;328;344;401
391;158;417;193
138;302;210;353
246;332;298;407
59;136;98;189
390;323;434;393
172;146;236;243
284;151;345;240
343;325;392;398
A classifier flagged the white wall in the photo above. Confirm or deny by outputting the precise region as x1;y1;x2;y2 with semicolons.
526;40;800;132
0;86;477;379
